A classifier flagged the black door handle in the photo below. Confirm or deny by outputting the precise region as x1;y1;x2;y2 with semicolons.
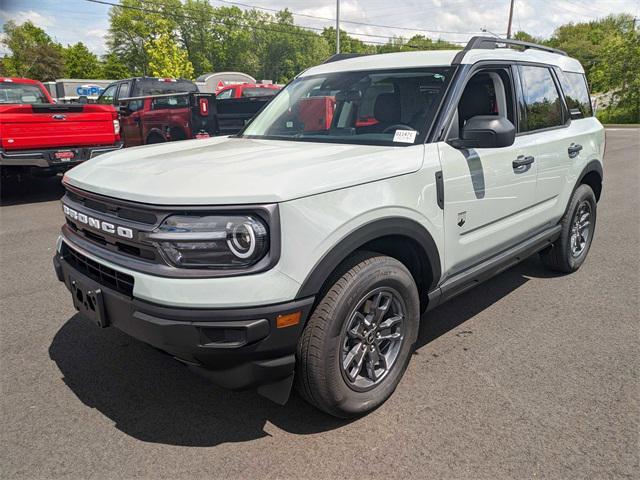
568;143;583;158
513;155;535;169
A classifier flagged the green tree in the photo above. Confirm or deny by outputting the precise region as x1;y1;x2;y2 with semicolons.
546;14;636;83
255;10;330;82
375;34;460;53
592;28;640;121
513;31;544;43
1;20;64;80
178;0;216;76
63;42;102;78
146;20;194;78
100;52;132;79
322;27;376;55
107;0;182;75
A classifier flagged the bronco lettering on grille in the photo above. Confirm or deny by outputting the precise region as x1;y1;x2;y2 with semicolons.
63;204;134;239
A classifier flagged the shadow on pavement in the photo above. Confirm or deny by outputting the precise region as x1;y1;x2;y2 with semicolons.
49;255;554;446
0;175;65;206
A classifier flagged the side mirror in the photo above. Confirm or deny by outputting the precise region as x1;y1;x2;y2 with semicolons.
118;102;132;116
77;95;88;104
450;115;516;149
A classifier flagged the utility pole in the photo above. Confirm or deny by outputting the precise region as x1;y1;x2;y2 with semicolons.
506;0;515;39
336;0;341;54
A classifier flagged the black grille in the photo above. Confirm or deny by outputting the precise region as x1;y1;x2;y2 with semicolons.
62;243;134;297
66;189;158;225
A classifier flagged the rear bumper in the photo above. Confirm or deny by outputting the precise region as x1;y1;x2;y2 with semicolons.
53;251;314;393
1;142;124;170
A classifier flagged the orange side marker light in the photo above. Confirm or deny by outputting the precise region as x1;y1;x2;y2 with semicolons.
276;311;301;329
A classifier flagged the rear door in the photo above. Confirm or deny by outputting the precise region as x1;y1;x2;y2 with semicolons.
438;65;539;276
116;81;144;147
516;65;573;224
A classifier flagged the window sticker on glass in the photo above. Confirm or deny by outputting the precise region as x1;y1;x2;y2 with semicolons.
393;130;417;144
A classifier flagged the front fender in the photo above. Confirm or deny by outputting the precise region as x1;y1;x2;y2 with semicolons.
276;166;445;300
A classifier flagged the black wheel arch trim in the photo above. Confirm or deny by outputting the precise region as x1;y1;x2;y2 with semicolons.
576;159;603;200
295;217;442;299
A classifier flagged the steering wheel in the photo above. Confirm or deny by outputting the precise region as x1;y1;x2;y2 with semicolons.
382;124;415;134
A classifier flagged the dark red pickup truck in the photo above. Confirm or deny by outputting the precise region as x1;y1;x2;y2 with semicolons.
96;77;212;146
117;91;216;146
98;77;273;146
0;77;122;178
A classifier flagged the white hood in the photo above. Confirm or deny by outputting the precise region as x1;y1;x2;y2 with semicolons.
64;136;423;205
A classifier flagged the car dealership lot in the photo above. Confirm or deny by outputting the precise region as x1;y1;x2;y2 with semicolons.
1;128;638;479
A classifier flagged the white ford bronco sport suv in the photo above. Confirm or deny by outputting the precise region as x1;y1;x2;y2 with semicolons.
54;37;605;418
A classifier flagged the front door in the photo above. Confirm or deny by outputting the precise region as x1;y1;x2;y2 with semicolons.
119;98;144;147
438;67;539;277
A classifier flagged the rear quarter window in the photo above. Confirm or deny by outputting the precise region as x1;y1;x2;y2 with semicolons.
241;88;278;98
151;95;189;109
136;79;198;96
556;70;593;118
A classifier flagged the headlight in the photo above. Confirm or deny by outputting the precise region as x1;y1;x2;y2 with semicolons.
147;214;268;268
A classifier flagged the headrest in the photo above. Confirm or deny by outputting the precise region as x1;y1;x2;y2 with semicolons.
459;81;493;122
374;93;401;123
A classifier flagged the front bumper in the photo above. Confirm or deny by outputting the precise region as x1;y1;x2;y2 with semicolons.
53;250;314;395
1;142;124;171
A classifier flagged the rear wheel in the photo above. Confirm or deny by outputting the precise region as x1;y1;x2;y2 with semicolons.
540;184;597;273
295;253;420;418
146;133;165;144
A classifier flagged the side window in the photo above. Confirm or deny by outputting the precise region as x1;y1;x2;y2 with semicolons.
518;65;564;131
127;99;144;112
451;68;515;137
97;84;117;105
216;89;233;99
151;95;189;109
118;82;131;100
556;69;593;118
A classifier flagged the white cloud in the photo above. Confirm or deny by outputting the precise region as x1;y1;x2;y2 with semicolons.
2;0;639;56
0;9;55;28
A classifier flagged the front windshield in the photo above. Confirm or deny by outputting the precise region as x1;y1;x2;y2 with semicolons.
0;83;49;104
241;67;451;146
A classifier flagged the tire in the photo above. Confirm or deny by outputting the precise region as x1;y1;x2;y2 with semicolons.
540;184;597;273
295;252;420;418
146;133;165;144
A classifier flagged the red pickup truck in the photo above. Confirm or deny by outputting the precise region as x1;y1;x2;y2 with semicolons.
0;77;122;178
100;77;274;146
97;77;216;146
215;83;280;99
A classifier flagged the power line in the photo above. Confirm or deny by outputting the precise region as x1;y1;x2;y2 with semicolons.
86;0;455;48
138;0;480;39
208;0;486;36
137;0;450;42
535;0;604;20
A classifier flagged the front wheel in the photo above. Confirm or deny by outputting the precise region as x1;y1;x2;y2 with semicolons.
295;253;420;418
540;184;597;273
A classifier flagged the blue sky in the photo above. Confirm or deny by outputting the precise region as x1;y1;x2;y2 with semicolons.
2;0;639;57
1;0;112;54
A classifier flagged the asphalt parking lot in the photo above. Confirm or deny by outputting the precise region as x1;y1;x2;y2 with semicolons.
1;128;638;479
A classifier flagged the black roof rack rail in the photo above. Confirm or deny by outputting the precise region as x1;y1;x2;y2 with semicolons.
452;35;567;64
323;53;370;64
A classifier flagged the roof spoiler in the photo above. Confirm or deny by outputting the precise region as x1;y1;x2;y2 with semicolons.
453;35;567;64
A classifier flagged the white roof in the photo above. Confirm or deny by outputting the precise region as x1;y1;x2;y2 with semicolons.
301;47;584;77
